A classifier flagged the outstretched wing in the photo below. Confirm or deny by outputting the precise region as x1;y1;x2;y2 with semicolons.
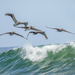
16;26;27;29
62;29;75;35
19;22;28;27
46;26;58;30
15;22;28;27
40;32;48;39
26;31;33;39
14;32;27;39
31;27;41;31
0;32;10;36
5;13;17;23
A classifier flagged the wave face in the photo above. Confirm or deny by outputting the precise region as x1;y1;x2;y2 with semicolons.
0;42;75;75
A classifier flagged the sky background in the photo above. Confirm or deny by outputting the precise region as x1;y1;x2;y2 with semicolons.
0;0;75;47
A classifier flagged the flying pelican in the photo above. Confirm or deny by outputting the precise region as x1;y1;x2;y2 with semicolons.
26;31;48;39
46;26;75;35
0;31;27;39
16;26;41;31
5;13;28;26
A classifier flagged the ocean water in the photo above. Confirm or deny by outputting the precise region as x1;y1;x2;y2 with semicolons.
0;42;75;75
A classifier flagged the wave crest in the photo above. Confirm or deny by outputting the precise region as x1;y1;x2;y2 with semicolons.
21;43;66;62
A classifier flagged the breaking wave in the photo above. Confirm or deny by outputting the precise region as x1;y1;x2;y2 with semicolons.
0;41;75;75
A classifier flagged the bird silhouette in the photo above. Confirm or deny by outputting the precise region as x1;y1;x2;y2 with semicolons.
5;13;28;26
26;31;48;39
0;31;27;39
46;26;75;35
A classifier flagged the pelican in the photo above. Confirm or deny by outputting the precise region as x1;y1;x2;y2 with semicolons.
5;13;28;26
16;26;41;31
26;31;48;39
46;26;75;35
0;31;27;39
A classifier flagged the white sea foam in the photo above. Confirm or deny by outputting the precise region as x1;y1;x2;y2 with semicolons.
20;43;66;62
69;41;75;48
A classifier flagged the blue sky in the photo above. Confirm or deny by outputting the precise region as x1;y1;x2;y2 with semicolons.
0;0;75;47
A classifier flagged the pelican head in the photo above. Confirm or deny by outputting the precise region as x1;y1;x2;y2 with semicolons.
31;25;35;28
61;28;64;30
13;31;16;33
25;22;28;25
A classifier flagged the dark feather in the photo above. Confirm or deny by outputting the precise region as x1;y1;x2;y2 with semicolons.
14;32;26;39
0;32;10;36
5;13;17;23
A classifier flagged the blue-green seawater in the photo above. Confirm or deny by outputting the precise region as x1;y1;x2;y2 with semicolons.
0;42;75;75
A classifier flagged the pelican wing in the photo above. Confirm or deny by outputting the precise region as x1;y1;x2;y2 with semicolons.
39;32;48;39
14;32;26;39
31;27;41;31
5;13;17;23
26;31;33;39
19;22;28;27
0;32;10;36
62;29;75;35
46;26;58;30
16;26;27;28
15;22;28;27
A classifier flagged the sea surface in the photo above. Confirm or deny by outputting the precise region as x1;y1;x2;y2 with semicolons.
0;42;75;75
